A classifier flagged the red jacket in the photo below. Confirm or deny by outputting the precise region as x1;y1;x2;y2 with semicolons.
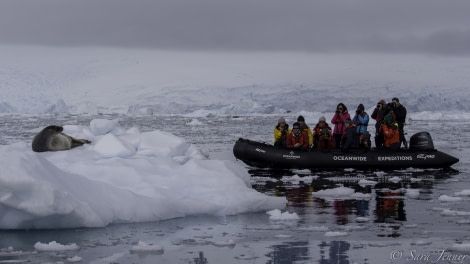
312;124;335;149
286;131;309;150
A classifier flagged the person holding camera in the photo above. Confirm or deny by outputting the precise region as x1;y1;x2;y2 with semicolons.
352;103;369;147
331;103;350;149
312;116;335;150
371;99;388;148
274;117;289;148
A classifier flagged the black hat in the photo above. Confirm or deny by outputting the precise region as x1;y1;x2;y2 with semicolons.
292;122;300;129
297;116;305;122
357;104;365;111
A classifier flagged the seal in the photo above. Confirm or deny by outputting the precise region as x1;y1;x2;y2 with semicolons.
32;125;91;152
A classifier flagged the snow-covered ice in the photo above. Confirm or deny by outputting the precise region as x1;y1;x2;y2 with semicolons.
34;241;80;251
130;241;164;254
438;195;463;202
266;209;300;221
1;46;470;116
455;190;470;196
0;119;285;229
406;189;420;199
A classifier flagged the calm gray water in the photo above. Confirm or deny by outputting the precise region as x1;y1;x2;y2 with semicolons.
0;114;468;264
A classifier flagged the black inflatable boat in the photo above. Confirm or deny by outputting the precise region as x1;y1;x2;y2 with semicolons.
233;132;459;169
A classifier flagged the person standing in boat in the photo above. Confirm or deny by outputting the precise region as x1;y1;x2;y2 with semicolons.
286;122;309;150
297;115;313;148
380;114;401;151
352;103;369;147
390;97;408;149
312;116;335;150
274;117;289;148
371;99;387;148
331;103;350;149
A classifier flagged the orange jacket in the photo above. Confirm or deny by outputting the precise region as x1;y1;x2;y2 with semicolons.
380;122;400;147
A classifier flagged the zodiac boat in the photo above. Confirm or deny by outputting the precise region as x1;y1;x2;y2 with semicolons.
233;132;459;169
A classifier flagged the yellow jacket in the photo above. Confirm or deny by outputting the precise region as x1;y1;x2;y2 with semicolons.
274;125;290;145
301;125;314;146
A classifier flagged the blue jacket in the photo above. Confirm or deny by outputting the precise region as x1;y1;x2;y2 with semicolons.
352;113;369;135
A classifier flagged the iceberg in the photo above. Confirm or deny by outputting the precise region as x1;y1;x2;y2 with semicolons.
0;119;286;229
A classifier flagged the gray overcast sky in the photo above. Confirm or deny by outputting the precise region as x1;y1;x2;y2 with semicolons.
1;0;469;55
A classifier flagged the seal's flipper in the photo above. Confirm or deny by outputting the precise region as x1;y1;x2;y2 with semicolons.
70;137;91;148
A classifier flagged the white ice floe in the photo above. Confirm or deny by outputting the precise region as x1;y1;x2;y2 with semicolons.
355;217;370;223
281;174;315;185
297;226;330;232
130;241;164;253
212;239;236;247
448;243;470;251
389;176;402;183
440;209;470;216
438;195;463;202
410;240;432;246
313;186;370;200
358;179;378;187
0;119;286;229
455;190;470;196
313;187;355;197
324;231;348;237
405;189;420;199
267;209;300;221
187;119;204;126
34;241;80;251
67;256;83;262
0;247;31;257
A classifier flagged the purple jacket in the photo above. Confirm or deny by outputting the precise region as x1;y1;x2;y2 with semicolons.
331;110;351;135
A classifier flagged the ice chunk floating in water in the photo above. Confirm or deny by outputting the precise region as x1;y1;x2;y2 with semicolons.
0;119;286;229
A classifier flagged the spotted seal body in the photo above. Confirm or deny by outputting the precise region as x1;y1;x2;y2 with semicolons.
32;125;91;152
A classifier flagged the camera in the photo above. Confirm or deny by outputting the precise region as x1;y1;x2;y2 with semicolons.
377;104;382;109
336;110;341;114
356;109;362;115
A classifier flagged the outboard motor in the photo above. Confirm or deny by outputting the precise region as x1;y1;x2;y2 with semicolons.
409;132;435;151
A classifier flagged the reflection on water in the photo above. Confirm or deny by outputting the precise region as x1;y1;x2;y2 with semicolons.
266;241;309;264
319;241;351;264
251;168;456;239
375;182;407;224
194;252;208;264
